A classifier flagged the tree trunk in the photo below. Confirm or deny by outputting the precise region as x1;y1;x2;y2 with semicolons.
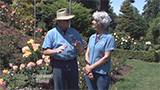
100;0;109;12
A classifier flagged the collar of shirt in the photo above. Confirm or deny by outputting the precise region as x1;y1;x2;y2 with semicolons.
56;26;69;35
94;30;109;39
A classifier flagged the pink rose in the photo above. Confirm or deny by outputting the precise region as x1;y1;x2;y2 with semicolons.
12;66;18;71
0;81;6;87
1;5;6;9
9;63;13;67
27;62;35;69
36;59;43;66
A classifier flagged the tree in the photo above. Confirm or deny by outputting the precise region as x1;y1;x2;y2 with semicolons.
132;7;148;39
73;0;110;12
115;0;136;36
115;0;148;39
108;1;117;32
142;0;160;22
146;17;160;44
73;0;100;12
100;0;109;12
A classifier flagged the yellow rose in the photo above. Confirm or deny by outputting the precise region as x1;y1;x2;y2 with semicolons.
0;79;4;82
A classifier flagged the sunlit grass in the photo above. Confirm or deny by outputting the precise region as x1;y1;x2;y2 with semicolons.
110;59;160;90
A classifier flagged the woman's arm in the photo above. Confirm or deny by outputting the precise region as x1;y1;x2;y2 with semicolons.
85;50;113;73
85;47;90;66
85;47;94;80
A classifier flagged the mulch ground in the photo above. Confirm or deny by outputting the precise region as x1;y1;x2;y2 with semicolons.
110;66;132;85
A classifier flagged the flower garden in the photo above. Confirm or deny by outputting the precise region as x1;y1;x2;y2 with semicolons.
0;0;160;90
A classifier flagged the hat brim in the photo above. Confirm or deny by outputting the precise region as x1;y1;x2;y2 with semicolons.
55;15;75;20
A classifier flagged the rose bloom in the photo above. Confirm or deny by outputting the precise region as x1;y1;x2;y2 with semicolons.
23;51;32;58
11;11;16;15
46;63;49;66
27;39;34;44
145;41;151;45
42;54;50;64
2;69;10;75
0;79;3;82
1;5;6;9
9;63;13;67
44;58;50;64
12;66;18;71
36;59;43;66
32;43;40;52
19;63;25;70
0;31;3;34
30;28;33;31
0;81;6;87
22;46;30;53
30;20;33;24
27;62;35;69
11;18;14;21
5;8;9;12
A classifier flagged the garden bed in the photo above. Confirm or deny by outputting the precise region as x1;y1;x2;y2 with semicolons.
16;65;132;90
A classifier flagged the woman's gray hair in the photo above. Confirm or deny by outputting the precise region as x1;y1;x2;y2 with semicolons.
93;11;112;29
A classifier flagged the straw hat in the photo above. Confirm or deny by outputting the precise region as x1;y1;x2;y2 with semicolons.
55;8;75;20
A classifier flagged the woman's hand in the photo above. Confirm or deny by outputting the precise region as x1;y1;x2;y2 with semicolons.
85;65;93;73
85;65;94;80
87;72;94;80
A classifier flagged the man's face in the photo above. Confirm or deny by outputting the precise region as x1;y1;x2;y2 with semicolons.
57;20;70;30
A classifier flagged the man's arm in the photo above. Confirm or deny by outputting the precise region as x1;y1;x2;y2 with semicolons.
43;45;67;56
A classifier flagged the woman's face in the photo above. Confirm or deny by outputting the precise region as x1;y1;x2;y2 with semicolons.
92;19;100;28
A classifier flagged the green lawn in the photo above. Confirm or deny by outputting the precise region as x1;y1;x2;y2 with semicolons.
110;59;160;90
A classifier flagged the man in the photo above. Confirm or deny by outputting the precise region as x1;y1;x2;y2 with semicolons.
42;8;84;90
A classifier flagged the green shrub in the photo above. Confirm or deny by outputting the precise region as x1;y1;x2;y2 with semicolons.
0;28;23;68
38;0;93;35
155;50;160;62
113;49;159;62
152;44;160;50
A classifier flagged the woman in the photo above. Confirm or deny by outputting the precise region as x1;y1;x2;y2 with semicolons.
85;11;115;90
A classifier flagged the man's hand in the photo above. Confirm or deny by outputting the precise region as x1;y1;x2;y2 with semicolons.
57;45;67;54
72;40;84;52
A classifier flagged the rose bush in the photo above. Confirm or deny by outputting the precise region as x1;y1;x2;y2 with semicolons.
0;39;51;89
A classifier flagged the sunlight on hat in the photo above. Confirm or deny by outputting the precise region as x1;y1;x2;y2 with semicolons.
55;8;75;20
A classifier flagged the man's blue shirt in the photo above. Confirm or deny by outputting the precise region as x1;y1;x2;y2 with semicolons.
88;31;115;75
42;26;84;60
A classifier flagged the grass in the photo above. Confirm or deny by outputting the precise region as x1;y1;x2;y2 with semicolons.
110;59;160;90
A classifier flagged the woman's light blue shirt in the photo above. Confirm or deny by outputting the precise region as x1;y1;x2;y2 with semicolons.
88;31;115;75
42;26;84;60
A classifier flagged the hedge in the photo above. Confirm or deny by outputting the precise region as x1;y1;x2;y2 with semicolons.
112;49;159;62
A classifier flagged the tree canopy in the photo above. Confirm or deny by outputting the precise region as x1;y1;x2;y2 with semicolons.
142;0;160;22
